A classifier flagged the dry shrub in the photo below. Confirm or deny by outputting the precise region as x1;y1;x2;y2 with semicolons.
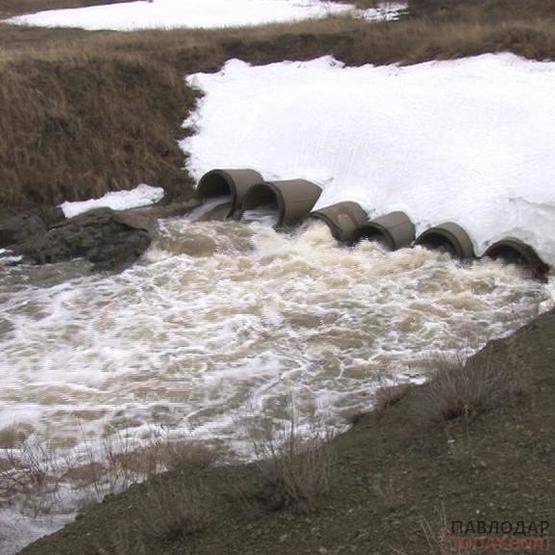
244;408;336;513
139;477;214;541
162;440;220;473
0;423;34;449
415;350;526;424
95;524;147;555
373;382;412;413
0;439;59;500
392;503;464;555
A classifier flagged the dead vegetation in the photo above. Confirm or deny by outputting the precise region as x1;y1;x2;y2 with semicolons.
139;477;215;541
392;503;464;555
1;0;554;209
0;51;195;208
244;409;337;513
413;347;526;424
373;382;412;413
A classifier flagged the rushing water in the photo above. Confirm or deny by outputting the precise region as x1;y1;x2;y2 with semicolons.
0;216;552;551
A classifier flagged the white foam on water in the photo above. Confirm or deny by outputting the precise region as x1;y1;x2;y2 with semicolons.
4;0;406;31
186;194;232;221
0;249;23;266
0;219;551;550
241;205;280;227
0;509;71;555
0;219;549;443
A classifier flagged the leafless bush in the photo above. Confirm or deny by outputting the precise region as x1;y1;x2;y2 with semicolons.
162;440;220;473
139;477;215;541
244;406;337;513
0;439;60;500
373;382;412;413
392;503;464;555
415;350;526;424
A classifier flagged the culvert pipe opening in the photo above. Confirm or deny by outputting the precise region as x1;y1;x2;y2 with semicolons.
194;169;263;220
415;222;474;259
240;179;322;228
310;201;369;243
483;238;550;282
353;211;415;250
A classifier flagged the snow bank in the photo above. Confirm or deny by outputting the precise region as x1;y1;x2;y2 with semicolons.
59;184;164;218
4;0;405;31
181;54;555;268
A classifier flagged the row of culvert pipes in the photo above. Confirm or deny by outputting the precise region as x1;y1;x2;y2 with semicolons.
194;169;550;281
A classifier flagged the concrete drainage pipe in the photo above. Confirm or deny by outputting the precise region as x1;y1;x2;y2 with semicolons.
240;179;322;228
353;211;415;250
195;169;264;219
310;201;369;243
415;222;475;259
483;238;550;281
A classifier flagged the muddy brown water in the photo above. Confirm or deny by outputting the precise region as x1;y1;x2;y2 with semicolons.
0;216;552;552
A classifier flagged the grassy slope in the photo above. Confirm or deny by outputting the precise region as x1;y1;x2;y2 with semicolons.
21;308;555;554
1;0;555;208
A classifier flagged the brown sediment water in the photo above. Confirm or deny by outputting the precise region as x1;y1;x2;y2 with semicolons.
0;217;552;551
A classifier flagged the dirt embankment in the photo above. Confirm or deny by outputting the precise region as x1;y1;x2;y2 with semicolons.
20;307;555;554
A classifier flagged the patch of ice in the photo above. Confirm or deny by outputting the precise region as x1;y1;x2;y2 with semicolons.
4;0;406;32
59;184;164;219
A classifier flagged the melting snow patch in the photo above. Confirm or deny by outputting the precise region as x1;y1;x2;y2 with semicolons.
59;184;164;218
4;0;406;31
181;53;555;268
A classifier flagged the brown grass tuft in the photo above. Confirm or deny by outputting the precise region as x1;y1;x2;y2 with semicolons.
162;440;220;473
414;350;526;424
244;409;336;513
139;477;215;541
373;382;412;413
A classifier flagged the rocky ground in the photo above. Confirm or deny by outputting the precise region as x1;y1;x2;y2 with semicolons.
0;199;199;272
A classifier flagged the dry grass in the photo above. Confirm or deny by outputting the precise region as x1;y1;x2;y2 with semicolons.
139;477;215;541
414;350;526;424
392;503;464;555
0;428;226;531
373;382;412;413
162;440;220;473
0;423;34;449
95;524;148;555
0;50;195;207
1;0;554;209
244;408;337;513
